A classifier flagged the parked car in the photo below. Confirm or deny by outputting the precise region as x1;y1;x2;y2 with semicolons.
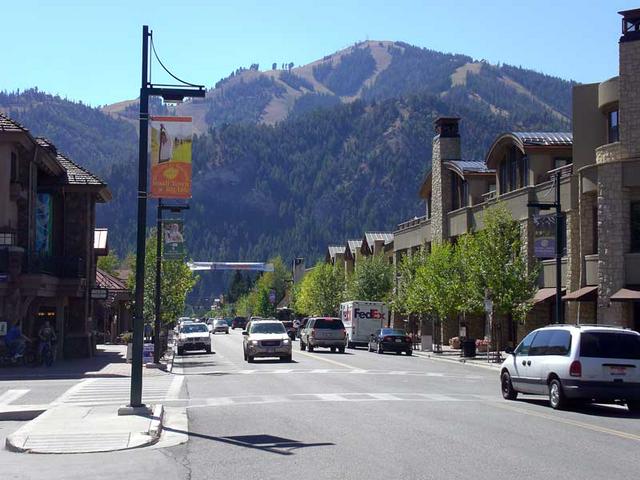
500;324;640;411
231;317;247;330
212;319;230;334
175;317;194;333
299;317;346;353
242;319;292;362
176;322;211;355
368;328;413;355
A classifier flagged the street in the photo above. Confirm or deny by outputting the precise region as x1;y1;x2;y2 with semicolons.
1;330;639;479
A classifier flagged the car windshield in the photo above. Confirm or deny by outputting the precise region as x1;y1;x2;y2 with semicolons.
381;328;406;336
215;320;226;326
314;318;344;329
250;322;286;334
580;332;640;359
182;324;208;333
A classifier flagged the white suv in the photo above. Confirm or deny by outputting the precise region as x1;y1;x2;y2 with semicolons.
500;325;640;411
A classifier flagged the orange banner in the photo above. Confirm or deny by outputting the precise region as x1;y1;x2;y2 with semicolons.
149;116;192;199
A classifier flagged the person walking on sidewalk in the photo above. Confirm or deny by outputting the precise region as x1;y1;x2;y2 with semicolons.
37;321;57;366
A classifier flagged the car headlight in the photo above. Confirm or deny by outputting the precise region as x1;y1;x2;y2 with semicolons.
282;339;290;345
250;340;258;345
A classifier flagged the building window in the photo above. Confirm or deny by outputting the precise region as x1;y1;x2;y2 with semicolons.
631;202;640;253
509;148;518;190
608;110;619;143
499;160;507;194
554;157;572;170
0;233;16;246
10;152;18;182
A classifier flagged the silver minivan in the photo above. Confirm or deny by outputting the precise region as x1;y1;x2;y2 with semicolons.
500;325;640;411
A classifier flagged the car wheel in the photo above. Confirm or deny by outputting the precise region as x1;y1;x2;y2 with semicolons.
247;355;254;363
281;355;292;362
548;378;566;409
627;401;640;413
205;346;212;354
338;347;345;353
300;340;306;351
396;351;401;355
331;347;336;353
308;344;314;352
406;350;412;356
177;347;184;356
226;330;229;334
243;349;247;361
501;371;518;400
347;342;353;349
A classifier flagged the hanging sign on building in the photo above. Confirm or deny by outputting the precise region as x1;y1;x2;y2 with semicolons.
149;116;193;199
533;214;556;259
162;219;186;260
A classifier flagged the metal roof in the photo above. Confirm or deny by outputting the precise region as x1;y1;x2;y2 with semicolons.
364;232;394;245
347;240;362;253
327;245;346;258
512;132;573;147
448;160;494;174
95;268;129;292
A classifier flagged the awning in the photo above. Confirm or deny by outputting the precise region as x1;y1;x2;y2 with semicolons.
533;288;565;304
610;288;640;302
562;286;597;302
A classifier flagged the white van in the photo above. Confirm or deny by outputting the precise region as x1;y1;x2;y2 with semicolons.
340;301;387;348
500;324;640;411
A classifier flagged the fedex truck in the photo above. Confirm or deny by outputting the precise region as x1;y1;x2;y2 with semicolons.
340;301;388;348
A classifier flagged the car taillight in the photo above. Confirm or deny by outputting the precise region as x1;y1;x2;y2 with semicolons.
405;336;412;343
570;360;582;377
383;336;392;342
342;329;347;336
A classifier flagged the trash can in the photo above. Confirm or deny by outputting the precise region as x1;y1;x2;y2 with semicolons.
460;339;476;358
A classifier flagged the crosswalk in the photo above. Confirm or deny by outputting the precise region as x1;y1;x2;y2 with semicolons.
184;392;500;409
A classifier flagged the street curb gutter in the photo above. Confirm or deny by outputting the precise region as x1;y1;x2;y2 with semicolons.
412;351;501;372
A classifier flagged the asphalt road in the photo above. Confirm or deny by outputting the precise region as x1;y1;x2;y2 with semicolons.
2;329;640;479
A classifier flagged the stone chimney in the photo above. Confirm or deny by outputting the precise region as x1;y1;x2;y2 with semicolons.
292;257;305;284
431;117;461;242
619;8;640;160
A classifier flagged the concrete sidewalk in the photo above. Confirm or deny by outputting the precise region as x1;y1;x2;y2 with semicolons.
412;346;503;371
6;404;163;454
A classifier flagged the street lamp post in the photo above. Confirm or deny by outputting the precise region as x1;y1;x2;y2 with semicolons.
528;167;567;325
124;25;205;413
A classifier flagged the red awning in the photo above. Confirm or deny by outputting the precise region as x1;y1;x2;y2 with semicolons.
610;288;640;302
533;288;565;304
562;286;597;302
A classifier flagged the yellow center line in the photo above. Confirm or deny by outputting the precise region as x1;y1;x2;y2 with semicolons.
295;350;358;370
490;401;640;442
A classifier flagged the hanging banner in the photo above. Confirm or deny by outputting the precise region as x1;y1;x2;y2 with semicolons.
187;262;275;272
533;214;556;259
150;116;193;199
162;219;186;259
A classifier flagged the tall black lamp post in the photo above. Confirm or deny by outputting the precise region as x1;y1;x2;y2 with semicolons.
528;167;567;325
126;25;204;412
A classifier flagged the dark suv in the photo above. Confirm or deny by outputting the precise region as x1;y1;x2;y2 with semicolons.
231;316;247;330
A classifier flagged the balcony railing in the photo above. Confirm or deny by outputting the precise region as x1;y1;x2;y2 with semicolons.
25;254;85;278
397;215;427;231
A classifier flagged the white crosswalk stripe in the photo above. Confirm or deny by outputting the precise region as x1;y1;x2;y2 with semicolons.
0;389;29;405
52;375;180;406
184;392;499;409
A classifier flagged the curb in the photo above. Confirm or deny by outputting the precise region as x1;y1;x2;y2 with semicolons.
412;351;502;372
148;404;164;440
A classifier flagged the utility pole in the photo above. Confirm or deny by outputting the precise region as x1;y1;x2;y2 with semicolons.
123;25;205;414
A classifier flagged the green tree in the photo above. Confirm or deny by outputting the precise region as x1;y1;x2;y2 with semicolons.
128;229;199;325
97;251;120;275
473;203;539;322
346;253;394;302
392;249;427;316
293;263;345;316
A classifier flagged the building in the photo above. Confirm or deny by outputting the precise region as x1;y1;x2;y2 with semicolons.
0;113;111;357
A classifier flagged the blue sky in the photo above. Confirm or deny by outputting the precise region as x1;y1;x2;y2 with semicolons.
2;0;637;106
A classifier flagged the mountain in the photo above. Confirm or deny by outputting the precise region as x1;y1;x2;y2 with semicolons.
1;41;575;302
102;40;573;133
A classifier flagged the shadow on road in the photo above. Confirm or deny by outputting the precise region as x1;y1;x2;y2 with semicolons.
163;428;334;455
517;398;639;418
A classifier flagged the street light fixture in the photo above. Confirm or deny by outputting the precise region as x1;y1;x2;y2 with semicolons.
124;25;205;413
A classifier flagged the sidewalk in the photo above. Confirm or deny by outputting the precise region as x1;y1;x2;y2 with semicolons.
6;404;163;453
412;345;504;371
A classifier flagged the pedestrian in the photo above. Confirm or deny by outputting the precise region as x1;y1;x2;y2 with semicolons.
38;321;57;365
5;321;29;361
144;323;152;342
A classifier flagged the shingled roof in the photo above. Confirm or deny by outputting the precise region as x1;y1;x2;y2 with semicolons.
0;111;29;133
36;137;106;186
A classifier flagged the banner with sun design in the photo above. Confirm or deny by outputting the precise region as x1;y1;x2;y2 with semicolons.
150;116;192;198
